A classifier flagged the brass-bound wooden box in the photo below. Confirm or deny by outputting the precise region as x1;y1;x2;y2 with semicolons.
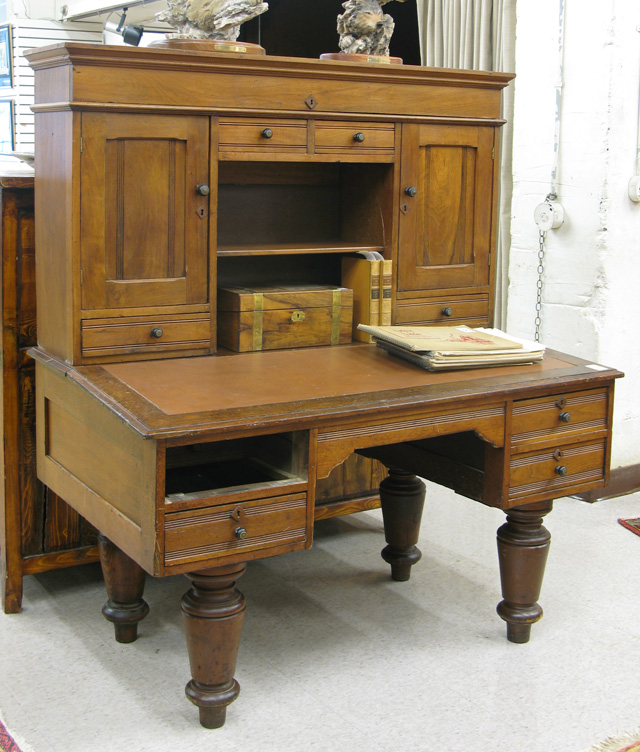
217;285;354;352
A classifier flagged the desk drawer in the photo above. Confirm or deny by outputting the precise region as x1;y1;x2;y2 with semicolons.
218;118;307;153
164;492;308;567
314;121;395;155
511;388;609;451
81;313;211;358
508;440;606;503
395;296;490;326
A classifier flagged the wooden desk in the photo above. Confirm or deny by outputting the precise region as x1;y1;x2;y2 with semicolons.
31;343;621;728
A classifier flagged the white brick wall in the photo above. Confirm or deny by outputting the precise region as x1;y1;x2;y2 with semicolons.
507;0;640;469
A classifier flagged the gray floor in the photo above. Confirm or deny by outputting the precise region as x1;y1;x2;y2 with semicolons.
1;483;640;752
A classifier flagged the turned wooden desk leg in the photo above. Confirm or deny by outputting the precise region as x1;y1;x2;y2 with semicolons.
97;533;149;644
379;468;426;582
496;501;553;644
182;563;247;729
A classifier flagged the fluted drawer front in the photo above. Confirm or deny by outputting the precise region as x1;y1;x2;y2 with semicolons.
509;440;606;502
164;492;308;567
511;388;609;451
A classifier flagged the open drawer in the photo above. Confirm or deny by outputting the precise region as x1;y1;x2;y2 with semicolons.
162;432;312;569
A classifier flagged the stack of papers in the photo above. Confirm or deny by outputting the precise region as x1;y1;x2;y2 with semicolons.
357;324;545;371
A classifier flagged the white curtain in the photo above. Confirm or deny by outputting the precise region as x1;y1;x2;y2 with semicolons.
415;0;516;328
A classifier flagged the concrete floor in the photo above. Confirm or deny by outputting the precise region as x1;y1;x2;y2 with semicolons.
1;483;639;752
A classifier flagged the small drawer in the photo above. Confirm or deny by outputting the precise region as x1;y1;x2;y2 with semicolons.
314;121;395;154
395;296;490;326
218;118;307;153
81;313;210;358
511;388;609;451
508;440;606;503
164;492;308;567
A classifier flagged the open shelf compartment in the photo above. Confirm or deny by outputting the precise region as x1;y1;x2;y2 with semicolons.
164;432;309;511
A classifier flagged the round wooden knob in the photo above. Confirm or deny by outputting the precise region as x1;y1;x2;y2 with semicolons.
150;328;163;338
196;184;210;196
441;307;453;317
404;186;418;197
234;527;248;540
555;465;568;476
353;132;365;142
261;128;273;139
559;412;571;423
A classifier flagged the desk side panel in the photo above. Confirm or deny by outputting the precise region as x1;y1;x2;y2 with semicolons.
35;361;158;572
34;110;77;362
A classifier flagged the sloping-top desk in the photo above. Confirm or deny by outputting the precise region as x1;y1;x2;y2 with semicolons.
31;343;621;728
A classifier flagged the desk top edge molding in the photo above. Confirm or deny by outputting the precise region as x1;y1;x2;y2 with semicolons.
30;346;623;441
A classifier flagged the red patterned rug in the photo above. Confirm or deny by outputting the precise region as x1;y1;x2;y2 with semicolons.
0;719;21;752
584;731;640;751
618;517;640;537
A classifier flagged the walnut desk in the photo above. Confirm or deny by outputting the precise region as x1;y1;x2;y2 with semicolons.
30;343;621;728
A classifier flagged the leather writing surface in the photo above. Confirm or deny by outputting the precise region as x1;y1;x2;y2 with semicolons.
103;345;569;416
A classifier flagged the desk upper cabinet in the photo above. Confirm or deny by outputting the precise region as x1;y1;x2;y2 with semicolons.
79;113;212;360
395;123;497;327
27;44;512;365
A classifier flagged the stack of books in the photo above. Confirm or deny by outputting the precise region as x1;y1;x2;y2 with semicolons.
357;324;545;371
341;251;392;342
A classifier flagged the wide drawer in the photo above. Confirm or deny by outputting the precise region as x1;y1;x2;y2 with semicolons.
218;118;307;153
314;121;395;154
164;492;308;566
81;313;210;358
395;296;490;326
511;388;609;451
508;439;606;503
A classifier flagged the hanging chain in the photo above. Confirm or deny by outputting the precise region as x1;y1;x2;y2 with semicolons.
534;228;546;342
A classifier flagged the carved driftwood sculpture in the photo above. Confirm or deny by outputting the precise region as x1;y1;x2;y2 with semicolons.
158;0;268;41
337;0;407;57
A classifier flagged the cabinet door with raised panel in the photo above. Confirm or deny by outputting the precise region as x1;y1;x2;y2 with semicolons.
80;113;210;311
396;123;496;297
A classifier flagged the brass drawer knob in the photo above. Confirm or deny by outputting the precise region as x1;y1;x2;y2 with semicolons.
555;465;568;476
234;527;248;540
559;412;571;423
196;184;210;196
150;327;163;338
441;307;453;317
261;128;273;139
353;132;365;142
